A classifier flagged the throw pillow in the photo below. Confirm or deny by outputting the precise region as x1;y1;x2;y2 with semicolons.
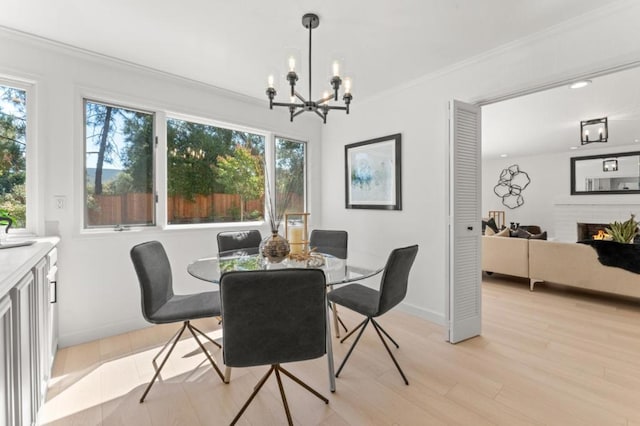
485;217;499;234
485;226;496;236
514;228;532;239
529;231;547;240
495;227;510;237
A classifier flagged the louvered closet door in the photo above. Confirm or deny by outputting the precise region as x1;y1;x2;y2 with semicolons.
448;100;481;343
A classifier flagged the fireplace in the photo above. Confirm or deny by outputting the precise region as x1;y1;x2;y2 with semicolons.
576;222;609;242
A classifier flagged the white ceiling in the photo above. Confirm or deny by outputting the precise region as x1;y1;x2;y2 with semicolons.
482;65;640;159
0;0;622;104
4;0;636;157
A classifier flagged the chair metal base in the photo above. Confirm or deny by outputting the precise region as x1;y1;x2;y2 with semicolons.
329;301;349;337
139;320;225;403
336;317;409;385
231;364;328;426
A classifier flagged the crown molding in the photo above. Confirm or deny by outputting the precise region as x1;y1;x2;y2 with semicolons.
0;24;266;106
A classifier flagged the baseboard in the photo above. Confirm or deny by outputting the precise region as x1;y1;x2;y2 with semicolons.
397;301;446;326
58;302;445;348
58;317;150;348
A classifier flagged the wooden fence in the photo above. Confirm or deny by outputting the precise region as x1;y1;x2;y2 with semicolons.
87;192;303;225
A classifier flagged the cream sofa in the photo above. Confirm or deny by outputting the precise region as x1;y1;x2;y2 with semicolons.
482;235;529;279
482;236;640;299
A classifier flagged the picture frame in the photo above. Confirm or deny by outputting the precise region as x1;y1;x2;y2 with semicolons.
345;133;402;210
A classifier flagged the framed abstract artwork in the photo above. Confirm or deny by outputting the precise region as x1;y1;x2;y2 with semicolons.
345;133;402;210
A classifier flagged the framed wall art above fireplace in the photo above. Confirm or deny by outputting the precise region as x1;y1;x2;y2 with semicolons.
571;151;640;195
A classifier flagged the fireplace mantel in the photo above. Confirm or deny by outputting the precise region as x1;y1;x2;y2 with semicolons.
553;195;640;206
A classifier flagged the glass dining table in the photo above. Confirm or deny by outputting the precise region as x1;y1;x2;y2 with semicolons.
187;249;385;392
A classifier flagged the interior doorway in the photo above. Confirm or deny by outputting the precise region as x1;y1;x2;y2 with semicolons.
480;63;640;241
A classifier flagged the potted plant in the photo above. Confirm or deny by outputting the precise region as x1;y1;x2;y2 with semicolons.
0;208;14;243
605;214;639;244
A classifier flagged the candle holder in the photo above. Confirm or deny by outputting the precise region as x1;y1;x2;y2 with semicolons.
285;212;310;256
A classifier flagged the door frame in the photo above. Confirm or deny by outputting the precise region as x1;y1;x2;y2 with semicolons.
445;59;640;343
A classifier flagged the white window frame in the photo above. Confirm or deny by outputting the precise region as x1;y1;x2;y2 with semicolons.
0;75;38;236
81;97;157;231
75;89;308;235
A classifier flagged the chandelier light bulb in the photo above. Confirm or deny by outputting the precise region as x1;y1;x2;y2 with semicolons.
344;77;352;94
267;75;275;88
332;60;340;77
288;56;296;72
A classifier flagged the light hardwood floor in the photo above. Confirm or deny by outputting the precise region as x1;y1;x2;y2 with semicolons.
42;275;640;425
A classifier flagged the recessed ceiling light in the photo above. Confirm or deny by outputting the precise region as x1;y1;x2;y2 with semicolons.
570;146;579;150
499;154;508;158
569;80;592;89
635;139;639;143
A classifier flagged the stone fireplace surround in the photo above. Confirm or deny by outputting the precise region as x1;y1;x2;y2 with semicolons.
553;195;640;242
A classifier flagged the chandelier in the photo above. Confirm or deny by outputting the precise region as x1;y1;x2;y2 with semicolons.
266;13;352;123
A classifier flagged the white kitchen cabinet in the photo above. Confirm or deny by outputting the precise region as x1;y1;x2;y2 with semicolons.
11;271;35;426
0;238;59;426
0;294;15;426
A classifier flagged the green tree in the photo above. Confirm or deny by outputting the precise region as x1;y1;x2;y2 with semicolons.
275;139;305;212
165;119;266;200
85;102;117;195
0;86;27;227
167;119;223;199
122;113;154;192
217;146;264;221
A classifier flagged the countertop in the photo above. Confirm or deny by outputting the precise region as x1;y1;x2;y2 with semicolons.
0;236;60;298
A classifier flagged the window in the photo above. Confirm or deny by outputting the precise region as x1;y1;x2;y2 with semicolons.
167;118;266;224
84;99;155;228
275;137;306;215
83;98;306;230
0;83;27;229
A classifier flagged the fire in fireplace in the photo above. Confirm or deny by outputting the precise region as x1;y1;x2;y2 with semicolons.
576;222;610;242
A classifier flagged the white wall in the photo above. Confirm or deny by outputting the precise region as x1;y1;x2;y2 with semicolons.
321;1;640;325
482;154;566;235
4;1;640;346
0;28;323;346
482;145;640;238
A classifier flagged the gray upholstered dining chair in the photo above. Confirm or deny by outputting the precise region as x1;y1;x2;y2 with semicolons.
309;229;349;337
130;240;225;403
217;229;262;254
309;229;348;259
219;269;328;426
328;244;419;385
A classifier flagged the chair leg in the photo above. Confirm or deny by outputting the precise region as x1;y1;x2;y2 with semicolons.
230;364;328;425
371;319;409;385
274;367;294;426
140;322;187;403
230;365;275;426
151;325;183;364
337;314;349;333
277;365;328;404
189;322;222;349
336;318;370;378
339;318;368;344
186;321;225;383
329;302;349;338
371;318;400;348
